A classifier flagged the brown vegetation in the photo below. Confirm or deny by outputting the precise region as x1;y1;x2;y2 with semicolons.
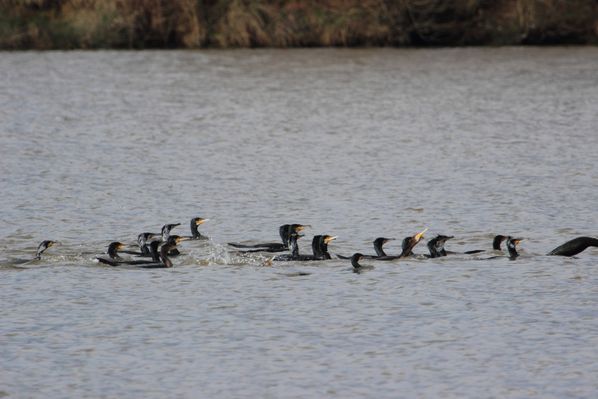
1;0;596;49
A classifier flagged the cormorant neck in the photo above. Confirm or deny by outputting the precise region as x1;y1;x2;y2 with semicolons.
289;236;299;257
279;224;291;247
507;241;519;259
107;243;121;260
373;239;387;257
190;220;206;239
351;254;363;269
150;241;161;262
159;244;174;268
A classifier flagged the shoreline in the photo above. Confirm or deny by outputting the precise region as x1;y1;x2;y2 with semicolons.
2;0;597;50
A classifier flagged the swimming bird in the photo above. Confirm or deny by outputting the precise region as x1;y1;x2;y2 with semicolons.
425;235;485;258
311;235;337;260
161;223;180;242
97;241;162;266
98;237;188;268
131;232;160;256
35;240;57;260
351;253;374;273
229;224;308;253
337;237;395;259
138;235;190;268
272;232;302;261
483;236;523;260
189;217;209;240
376;229;427;260
547;237;598;257
426;235;453;258
273;233;337;261
506;237;523;260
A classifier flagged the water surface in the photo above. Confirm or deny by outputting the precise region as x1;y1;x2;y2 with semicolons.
1;48;597;398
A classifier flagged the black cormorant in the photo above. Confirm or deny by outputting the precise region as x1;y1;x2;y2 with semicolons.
35;240;57;260
229;224;308;252
506;237;523;260
189;217;209;240
376;229;427;260
351;253;374;273
337;237;395;260
547;237;598;257
273;233;337;261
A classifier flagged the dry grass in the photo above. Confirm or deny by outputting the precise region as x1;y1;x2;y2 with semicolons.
0;0;596;49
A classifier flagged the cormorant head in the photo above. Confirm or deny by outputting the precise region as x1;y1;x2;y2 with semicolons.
322;235;337;245
506;237;523;250
427;235;453;258
401;228;427;256
161;223;181;234
506;237;523;259
374;237;394;246
138;232;158;246
493;235;507;250
351;253;364;268
107;242;126;259
430;234;453;248
167;235;191;246
192;217;208;226
279;224;308;246
292;224;309;233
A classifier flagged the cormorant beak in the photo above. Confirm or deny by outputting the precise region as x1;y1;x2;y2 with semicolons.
384;238;396;243
117;243;127;250
414;228;428;242
324;236;338;244
196;218;209;225
175;236;192;244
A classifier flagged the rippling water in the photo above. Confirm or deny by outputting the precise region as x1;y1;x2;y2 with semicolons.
1;48;597;398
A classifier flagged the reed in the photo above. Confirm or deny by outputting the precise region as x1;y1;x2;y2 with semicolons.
0;0;596;49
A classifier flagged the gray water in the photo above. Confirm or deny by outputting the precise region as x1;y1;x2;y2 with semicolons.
1;48;597;398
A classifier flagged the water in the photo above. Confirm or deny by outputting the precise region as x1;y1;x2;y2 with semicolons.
1;48;597;398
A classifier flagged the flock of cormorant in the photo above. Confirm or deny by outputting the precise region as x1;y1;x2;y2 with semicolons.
21;217;598;271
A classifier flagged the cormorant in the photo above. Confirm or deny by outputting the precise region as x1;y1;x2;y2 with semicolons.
337;237;395;259
506;237;523;260
311;235;337;260
35;240;57;260
99;237;188;268
97;241;162;266
493;235;507;250
547;237;598;257
138;235;189;268
161;223;180;242
425;235;485;258
426;235;453;258
229;224;308;252
351;253;374;273
483;236;523;260
376;229;427;260
273;233;337;261
189;217;209;240
273;232;302;261
132;232;159;256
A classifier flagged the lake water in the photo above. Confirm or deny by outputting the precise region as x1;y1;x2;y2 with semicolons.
1;48;597;398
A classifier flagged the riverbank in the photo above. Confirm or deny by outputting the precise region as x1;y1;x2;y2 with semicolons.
1;0;597;49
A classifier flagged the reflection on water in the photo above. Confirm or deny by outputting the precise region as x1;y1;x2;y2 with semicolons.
1;48;597;398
